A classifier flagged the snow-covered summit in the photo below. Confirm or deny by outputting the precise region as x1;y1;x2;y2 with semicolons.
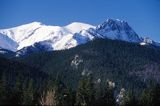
0;21;94;51
65;22;95;34
0;19;159;54
0;22;42;43
95;19;141;42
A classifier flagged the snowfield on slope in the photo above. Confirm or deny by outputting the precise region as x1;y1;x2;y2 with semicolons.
0;19;159;53
0;22;95;51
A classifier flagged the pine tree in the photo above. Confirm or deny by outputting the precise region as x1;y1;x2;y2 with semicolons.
125;90;138;106
11;79;23;105
140;83;160;106
75;75;95;106
140;88;153;106
152;83;160;106
60;86;74;106
103;80;116;106
96;80;116;106
0;74;7;105
22;79;34;105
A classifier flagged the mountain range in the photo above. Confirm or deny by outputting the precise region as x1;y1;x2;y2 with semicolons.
0;19;159;56
0;19;160;105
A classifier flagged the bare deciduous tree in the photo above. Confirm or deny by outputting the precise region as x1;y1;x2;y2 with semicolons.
40;88;58;106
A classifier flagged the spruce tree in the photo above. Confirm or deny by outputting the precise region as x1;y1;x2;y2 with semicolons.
140;83;160;106
140;90;151;106
60;86;74;106
103;80;115;106
0;74;7;105
75;75;95;106
96;80;116;106
152;83;160;106
125;90;137;106
9;79;23;105
22;79;34;105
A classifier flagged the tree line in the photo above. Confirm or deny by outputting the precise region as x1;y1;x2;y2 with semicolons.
0;73;160;106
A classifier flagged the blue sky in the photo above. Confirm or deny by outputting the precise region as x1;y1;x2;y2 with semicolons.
0;0;160;42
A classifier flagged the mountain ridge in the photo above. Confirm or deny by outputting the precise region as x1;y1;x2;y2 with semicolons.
0;21;95;52
0;19;159;56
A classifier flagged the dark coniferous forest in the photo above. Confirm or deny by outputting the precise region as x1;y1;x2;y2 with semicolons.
0;38;160;105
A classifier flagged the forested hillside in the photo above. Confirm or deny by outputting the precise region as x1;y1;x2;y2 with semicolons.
0;38;160;105
17;38;160;90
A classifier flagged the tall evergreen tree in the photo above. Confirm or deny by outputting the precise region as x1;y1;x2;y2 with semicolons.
0;74;7;105
75;75;95;106
95;80;116;106
22;79;34;105
140;83;160;106
60;86;74;106
125;90;138;106
152;83;160;106
11;79;23;105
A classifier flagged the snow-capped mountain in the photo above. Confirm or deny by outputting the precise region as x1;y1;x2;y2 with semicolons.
0;19;159;56
0;22;95;52
94;19;141;42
